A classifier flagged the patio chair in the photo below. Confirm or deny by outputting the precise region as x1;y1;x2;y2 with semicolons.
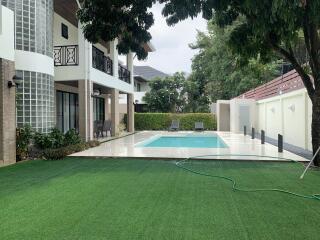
194;122;205;131
94;120;104;138
169;120;180;131
102;119;112;137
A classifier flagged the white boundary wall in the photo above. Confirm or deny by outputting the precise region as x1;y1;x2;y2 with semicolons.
255;88;312;151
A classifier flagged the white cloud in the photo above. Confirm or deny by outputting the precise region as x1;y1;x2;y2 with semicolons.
134;3;207;74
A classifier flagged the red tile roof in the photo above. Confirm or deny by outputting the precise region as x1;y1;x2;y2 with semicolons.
236;70;306;100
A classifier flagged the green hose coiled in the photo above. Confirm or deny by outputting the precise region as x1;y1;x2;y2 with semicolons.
175;154;320;201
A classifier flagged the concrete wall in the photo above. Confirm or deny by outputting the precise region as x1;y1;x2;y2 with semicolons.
0;59;16;166
255;89;312;151
230;99;256;133
0;6;14;61
53;13;79;46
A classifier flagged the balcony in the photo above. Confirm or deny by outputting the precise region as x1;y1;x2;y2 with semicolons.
53;44;133;93
92;46;113;76
54;45;79;66
118;64;131;84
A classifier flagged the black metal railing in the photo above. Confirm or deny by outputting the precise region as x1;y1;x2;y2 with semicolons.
118;64;131;83
54;45;79;66
92;46;113;76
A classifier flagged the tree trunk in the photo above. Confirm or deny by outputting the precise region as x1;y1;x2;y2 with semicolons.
312;91;320;166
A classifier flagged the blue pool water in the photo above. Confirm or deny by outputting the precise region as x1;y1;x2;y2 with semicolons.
140;135;228;148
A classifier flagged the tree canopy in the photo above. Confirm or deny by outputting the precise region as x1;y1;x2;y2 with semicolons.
78;0;156;60
143;73;186;113
190;20;281;102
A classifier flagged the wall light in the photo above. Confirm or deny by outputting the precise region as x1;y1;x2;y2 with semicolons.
8;75;23;88
288;104;295;112
91;89;101;97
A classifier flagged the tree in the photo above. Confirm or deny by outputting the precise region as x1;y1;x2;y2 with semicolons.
160;0;320;165
143;73;186;112
190;21;281;102
77;0;156;60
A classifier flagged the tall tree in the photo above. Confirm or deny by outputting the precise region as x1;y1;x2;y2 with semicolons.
143;73;186;112
190;21;281;102
160;0;320;164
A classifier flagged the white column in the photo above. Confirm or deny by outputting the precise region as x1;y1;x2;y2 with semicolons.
110;39;119;79
111;88;119;136
127;93;135;132
126;51;134;86
78;80;93;141
78;22;93;141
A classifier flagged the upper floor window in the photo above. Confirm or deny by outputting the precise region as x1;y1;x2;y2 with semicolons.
61;23;69;39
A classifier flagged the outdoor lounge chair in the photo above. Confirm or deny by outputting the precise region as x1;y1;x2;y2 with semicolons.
194;122;204;131
102;119;112;137
94;120;104;138
169;120;180;131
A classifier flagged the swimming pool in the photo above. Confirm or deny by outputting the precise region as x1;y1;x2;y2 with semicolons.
138;134;228;148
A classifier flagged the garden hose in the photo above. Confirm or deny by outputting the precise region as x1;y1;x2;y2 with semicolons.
175;154;320;201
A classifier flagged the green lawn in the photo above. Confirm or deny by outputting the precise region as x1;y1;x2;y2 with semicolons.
1;158;320;240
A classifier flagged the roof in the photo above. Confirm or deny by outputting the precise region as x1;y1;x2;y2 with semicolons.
236;69;306;100
134;66;169;81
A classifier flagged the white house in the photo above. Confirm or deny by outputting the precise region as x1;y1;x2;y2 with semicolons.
0;0;154;166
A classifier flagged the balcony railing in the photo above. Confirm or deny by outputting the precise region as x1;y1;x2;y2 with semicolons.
92;46;113;76
118;64;131;84
54;45;79;66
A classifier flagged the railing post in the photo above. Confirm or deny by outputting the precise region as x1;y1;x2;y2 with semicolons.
261;130;265;144
251;127;255;139
278;134;283;153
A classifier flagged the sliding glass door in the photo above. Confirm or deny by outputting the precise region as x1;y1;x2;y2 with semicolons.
56;91;79;133
93;97;105;121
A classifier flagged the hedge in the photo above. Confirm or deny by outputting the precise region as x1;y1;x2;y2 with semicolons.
134;113;216;131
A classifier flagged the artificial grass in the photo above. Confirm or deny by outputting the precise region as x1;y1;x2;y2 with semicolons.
0;158;320;240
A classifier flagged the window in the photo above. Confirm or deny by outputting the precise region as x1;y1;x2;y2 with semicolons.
56;91;79;133
137;83;141;92
61;23;68;39
93;97;105;121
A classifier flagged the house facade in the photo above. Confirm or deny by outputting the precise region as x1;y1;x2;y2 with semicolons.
132;66;169;112
0;0;154;166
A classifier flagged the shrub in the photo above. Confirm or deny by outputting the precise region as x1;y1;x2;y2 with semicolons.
134;113;216;131
43;148;69;160
49;128;65;148
16;125;33;161
64;129;82;146
34;128;65;150
86;140;101;148
43;142;89;161
33;132;54;150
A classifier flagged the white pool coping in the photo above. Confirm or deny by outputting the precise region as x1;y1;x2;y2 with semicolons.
70;131;309;162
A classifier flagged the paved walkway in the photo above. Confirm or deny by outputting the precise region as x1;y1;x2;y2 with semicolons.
71;131;309;162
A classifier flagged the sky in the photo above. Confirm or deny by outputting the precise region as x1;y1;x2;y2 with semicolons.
133;3;207;75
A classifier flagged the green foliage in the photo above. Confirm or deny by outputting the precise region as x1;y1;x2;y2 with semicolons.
43;141;100;161
34;128;65;150
77;0;156;60
85;140;101;148
135;113;216;130
43;148;70;161
64;129;82;146
190;20;281;101
143;73;187;113
16;125;33;161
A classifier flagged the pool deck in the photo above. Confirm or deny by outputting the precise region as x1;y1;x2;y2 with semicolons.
70;131;309;162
